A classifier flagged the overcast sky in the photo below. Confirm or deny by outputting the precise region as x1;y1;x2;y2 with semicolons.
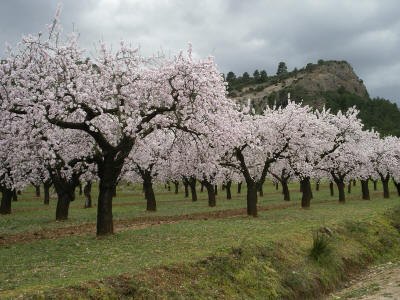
1;0;399;103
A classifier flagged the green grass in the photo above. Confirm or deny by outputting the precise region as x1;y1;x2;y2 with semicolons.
0;180;398;298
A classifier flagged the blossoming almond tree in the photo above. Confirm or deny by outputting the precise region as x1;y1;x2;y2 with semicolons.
5;16;235;235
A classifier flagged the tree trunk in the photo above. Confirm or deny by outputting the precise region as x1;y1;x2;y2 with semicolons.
258;183;264;197
183;178;189;198
275;182;279;190
167;181;171;192
329;181;334;196
282;179;290;201
189;177;197;202
394;180;400;197
237;182;242;194
373;180;378;191
78;183;83;195
214;185;218;196
246;181;258;217
353;179;356;186
0;187;13;214
381;175;390;199
44;180;51;205
300;177;312;208
226;181;232;200
203;181;216;207
35;185;40;197
316;181;320;191
84;181;92;208
334;180;345;203
361;179;370;200
200;182;204;192
347;182;351;194
97;183;114;235
56;193;72;220
12;189;17;202
53;176;77;221
143;172;156;211
173;181;179;194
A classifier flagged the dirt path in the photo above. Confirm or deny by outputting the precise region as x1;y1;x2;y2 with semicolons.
329;261;400;299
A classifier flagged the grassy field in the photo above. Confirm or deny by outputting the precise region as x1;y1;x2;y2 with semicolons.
0;180;399;298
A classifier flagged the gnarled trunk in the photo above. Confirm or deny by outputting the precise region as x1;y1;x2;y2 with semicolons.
282;179;290;201
394;180;400;197
12;189;17;202
329;181;334;196
246;181;258;216
173;181;179;194
34;185;40;197
226;181;232;200
188;177;197;202
0;187;13;214
203;180;216;207
44;180;52;205
347;182;352;194
373;180;378;191
183;178;189;198
333;177;345;203
361;179;370;200
53;175;78;221
381;174;390;199
237;182;242;194
300;177;312;208
84;181;92;208
143;171;156;211
258;183;264;197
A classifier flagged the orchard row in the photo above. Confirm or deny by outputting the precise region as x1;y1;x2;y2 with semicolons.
1;14;399;235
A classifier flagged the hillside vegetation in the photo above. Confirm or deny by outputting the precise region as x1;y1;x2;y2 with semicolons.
227;60;400;136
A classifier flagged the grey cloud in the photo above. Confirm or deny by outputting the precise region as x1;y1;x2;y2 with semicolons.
1;0;399;103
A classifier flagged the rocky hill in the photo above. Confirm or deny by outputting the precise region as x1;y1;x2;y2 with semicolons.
227;60;400;136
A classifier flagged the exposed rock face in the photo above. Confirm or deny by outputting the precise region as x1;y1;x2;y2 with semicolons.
232;60;369;109
292;61;368;97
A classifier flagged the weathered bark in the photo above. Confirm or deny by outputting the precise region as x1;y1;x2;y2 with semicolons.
226;181;232;200
381;174;390;199
34;185;40;197
183;178;189;198
237;182;242;194
282;179;290;201
361;179;370;200
143;172;156;211
329;181;334;196
84;181;92;208
43;180;51;205
12;189;17;202
203;180;216;207
173;181;179;194
246;182;258;216
0;187;13;214
300;177;312;208
188;177;197;202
